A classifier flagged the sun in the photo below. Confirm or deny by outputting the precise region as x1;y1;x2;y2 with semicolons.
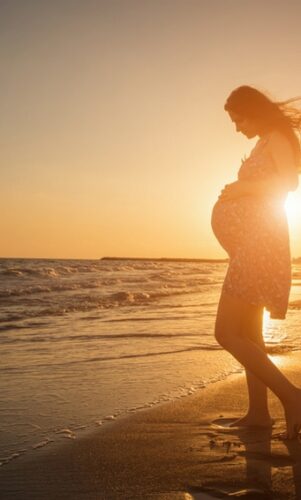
285;192;301;225
284;187;301;259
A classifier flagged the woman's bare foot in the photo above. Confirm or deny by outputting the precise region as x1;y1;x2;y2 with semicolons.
229;413;275;428
283;388;301;439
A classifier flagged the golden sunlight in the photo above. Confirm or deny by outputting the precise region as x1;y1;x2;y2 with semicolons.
263;308;270;341
285;193;301;222
285;192;301;225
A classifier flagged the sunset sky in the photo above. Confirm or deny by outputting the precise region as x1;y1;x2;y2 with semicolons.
1;0;301;259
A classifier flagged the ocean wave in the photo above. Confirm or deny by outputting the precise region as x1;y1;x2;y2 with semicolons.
0;280;104;298
4;342;294;372
0;263;103;280
266;343;295;354
0;266;61;278
0;330;202;344
289;300;301;310
109;291;151;302
0;345;223;372
0;285;209;326
0;277;215;300
1;268;25;277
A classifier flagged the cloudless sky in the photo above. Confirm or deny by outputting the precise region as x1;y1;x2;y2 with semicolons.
1;0;301;258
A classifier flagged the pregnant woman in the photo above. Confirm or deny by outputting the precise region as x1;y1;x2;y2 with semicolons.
212;86;301;439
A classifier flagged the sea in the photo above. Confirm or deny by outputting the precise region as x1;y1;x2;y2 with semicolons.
1;257;301;467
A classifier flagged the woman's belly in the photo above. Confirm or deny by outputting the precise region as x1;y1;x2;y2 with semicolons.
211;197;252;256
211;195;287;257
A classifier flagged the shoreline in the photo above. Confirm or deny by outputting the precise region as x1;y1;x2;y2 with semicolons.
2;352;301;499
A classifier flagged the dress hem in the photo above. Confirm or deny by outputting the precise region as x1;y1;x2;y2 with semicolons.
221;287;287;320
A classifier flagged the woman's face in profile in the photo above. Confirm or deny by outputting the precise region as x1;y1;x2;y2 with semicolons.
228;110;258;139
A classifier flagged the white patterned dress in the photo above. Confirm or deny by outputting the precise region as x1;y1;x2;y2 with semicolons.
211;137;291;319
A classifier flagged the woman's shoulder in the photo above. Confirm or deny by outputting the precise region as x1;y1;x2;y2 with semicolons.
264;130;299;187
248;131;294;164
260;131;296;167
265;130;293;151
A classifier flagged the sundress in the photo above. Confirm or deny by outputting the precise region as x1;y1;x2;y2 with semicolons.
211;136;291;319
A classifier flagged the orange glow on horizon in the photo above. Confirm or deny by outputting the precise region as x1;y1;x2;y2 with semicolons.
1;2;301;259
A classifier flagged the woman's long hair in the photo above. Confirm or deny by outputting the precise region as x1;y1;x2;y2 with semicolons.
224;86;301;172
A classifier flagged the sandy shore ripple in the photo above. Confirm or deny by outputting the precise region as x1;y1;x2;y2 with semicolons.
2;352;301;499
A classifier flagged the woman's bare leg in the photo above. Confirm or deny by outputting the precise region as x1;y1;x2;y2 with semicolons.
215;291;301;439
230;303;273;427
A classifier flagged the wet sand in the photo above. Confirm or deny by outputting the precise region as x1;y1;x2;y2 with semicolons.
2;352;301;499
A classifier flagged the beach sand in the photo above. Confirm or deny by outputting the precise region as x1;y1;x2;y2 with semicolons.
2;352;301;499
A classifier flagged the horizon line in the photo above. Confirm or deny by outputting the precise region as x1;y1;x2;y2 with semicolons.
0;255;228;262
1;255;301;262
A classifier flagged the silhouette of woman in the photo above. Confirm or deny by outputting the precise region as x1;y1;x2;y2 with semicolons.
211;86;301;439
